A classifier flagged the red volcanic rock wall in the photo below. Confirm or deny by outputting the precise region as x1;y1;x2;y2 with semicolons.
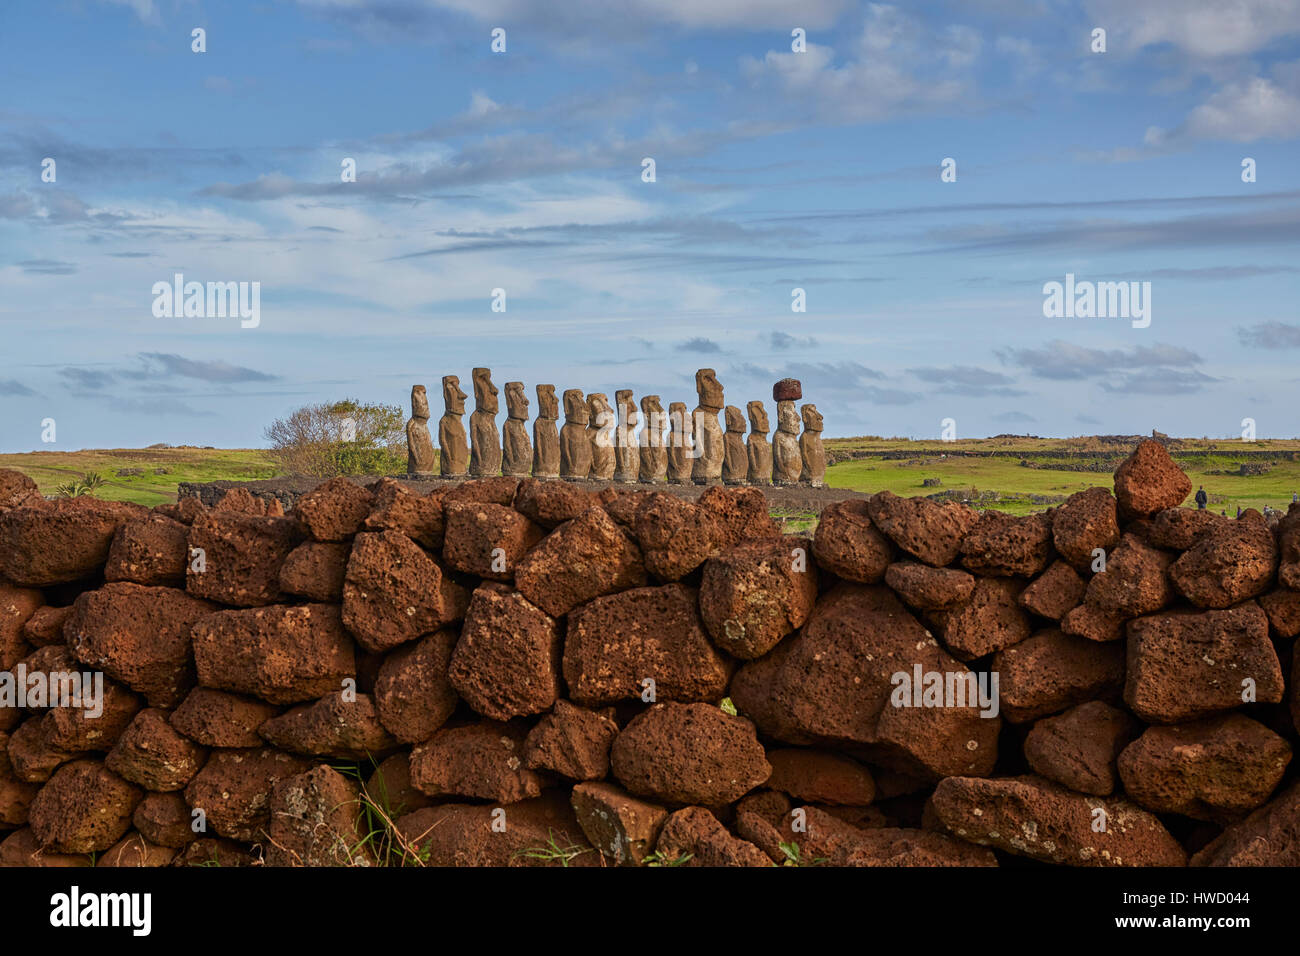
0;441;1296;867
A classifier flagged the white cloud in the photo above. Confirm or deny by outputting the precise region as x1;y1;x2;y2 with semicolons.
1083;0;1300;58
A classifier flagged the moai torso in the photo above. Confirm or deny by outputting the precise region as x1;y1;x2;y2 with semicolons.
406;384;437;475
559;389;591;481
722;405;748;484
666;401;693;484
468;367;502;478
438;375;469;478
587;393;616;480
773;400;801;485
638;395;667;483
614;389;640;483
746;400;772;485
799;403;826;487
691;368;724;484
533;385;560;479
502;381;532;477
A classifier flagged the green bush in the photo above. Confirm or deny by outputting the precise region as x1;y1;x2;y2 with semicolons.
264;398;406;477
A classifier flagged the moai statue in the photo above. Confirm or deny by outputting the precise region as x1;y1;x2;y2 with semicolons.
559;389;591;481
722;406;748;485
799;403;826;488
638;394;667;483
746;400;772;486
691;368;725;485
533;384;560;479
406;384;437;476
666;401;693;484
502;381;532;477
614;389;640;483
772;378;802;486
468;367;501;478
587;393;616;480
438;375;469;478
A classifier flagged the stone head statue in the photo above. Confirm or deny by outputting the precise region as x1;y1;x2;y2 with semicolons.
801;403;823;432
747;400;768;434
442;375;466;415
537;384;558;420
641;394;663;418
411;384;430;420
563;388;589;425
472;367;498;414
616;389;637;429
777;400;800;434
505;381;528;420
695;368;724;410
587;392;613;426
724;405;746;433
669;400;688;428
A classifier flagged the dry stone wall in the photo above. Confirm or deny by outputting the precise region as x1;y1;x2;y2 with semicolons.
0;440;1297;867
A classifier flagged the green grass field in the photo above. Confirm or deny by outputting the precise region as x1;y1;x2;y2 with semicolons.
2;436;1297;516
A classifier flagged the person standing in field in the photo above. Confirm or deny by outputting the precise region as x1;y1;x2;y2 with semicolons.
1194;486;1208;510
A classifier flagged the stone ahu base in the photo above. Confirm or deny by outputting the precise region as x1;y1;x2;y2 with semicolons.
0;439;1298;867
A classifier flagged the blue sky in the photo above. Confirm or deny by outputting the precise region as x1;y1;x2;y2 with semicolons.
2;0;1299;451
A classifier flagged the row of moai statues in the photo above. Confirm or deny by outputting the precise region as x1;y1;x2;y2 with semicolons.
407;368;826;486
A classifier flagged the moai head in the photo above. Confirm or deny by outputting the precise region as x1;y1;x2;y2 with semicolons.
587;392;613;426
505;381;528;420
563;388;589;425
747;400;769;434
472;367;498;414
668;401;689;433
777;400;800;434
537;384;558;420
442;375;466;415
411;384;430;420
616;389;638;429
695;368;724;410
801;403;823;433
641;394;664;433
724;405;745;433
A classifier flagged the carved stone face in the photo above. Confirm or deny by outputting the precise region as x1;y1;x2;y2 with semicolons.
724;405;745;432
586;392;613;426
747;400;768;434
801;403;823;432
615;389;638;428
563;388;588;424
537;384;558;419
668;401;690;434
695;368;724;410
505;381;528;419
411;384;430;419
640;395;664;434
777;399;800;434
442;375;467;414
472;367;498;414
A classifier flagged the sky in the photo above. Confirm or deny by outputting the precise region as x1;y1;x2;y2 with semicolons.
1;0;1298;451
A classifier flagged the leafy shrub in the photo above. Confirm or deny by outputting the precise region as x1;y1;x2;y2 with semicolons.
263;398;406;477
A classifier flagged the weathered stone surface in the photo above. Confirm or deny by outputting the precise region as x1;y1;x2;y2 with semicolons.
654;807;771;867
373;627;458;744
773;378;802;402
104;513;189;586
559;389;591;481
513;507;646;618
105;708;206;792
409;721;543;804
0;498;145;586
523;700;619;781
21;604;71;648
586;392;616;481
691;369;725;485
259;692;398;760
798;404;825;487
1052;487;1120;569
611;702;771;805
1277;504;1300;589
501;382;533;478
341;530;467;653
1190;781;1300;866
697;485;781;547
1023;701;1134;796
564;584;731;706
512;478;592;529
192;603;355;705
439;375;469;478
867;491;977;567
291;476;374;542
932;774;1186;866
771;400;801;485
931;577;1031;661
29;759;142;853
570;782;667;866
665;401;693;485
0;827;91;867
745;401;772;485
993;628;1125;723
449;584;561;720
1147;506;1224;551
1125;604;1283;723
638;395;668;484
533;385;561;479
442;502;543;581
631;493;715;581
407;384;437;475
1117;714;1291;823
812;500;893;582
1113;439;1192;518
832;825;998;867
277;540;348;603
267;764;374;866
960;510;1054;578
363;479;445;549
97;832;177;867
885;561;975;612
133;792;197;848
765;750;875;806
67;582;215;707
0;469;41;511
394;792;595;867
8;717;83;783
363;753;432;818
173;837;261;867
0;580;42;669
1063;533;1175;639
468;367;502;478
183;747;313;842
1169;510;1276;609
213;487;281;516
1018;560;1086;620
169;688;280;748
700;537;818;659
0;731;39;827
1259;588;1300;638
186;511;304;606
722;406;747;484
